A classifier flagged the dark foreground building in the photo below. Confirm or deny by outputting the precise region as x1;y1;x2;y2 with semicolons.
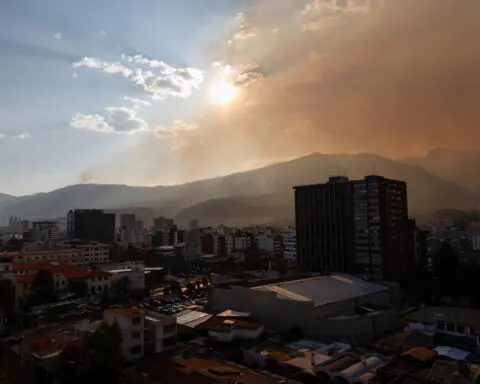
67;209;115;243
294;176;354;274
294;175;413;281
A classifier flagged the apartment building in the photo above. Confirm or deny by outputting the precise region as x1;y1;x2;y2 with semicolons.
6;239;110;265
104;307;177;361
283;229;297;263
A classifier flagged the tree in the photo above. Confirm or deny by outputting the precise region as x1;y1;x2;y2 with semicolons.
31;270;56;304
87;321;124;384
69;280;88;298
0;279;15;318
58;341;88;384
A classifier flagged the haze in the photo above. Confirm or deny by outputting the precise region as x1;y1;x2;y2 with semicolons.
1;0;479;195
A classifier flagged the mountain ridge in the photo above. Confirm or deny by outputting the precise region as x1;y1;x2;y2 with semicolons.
0;152;478;225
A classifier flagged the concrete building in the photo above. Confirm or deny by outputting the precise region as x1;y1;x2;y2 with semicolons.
352;175;411;281
283;229;296;263
294;176;354;274
4;239;110;265
404;307;480;347
99;261;146;291
32;221;59;241
210;274;397;343
104;307;177;361
67;209;115;243
469;222;480;251
256;233;274;252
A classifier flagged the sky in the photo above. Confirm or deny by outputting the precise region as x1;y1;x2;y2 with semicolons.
2;0;480;196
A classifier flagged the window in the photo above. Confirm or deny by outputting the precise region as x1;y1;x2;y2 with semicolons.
131;331;141;340
132;316;142;325
129;346;142;355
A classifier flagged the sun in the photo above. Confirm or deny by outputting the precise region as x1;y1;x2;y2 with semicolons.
210;80;238;105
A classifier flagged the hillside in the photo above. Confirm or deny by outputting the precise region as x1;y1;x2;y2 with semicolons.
401;148;480;196
0;152;477;225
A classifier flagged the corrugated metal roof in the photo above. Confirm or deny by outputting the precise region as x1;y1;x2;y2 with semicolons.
253;274;389;307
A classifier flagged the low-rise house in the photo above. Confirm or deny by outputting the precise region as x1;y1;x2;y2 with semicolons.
13;262;111;307
104;307;177;361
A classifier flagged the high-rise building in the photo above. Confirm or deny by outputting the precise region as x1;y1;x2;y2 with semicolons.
120;214;136;242
67;209;116;243
294;176;354;273
352;175;410;280
153;217;174;232
294;175;412;281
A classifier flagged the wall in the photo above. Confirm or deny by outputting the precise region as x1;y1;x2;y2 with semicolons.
210;284;396;342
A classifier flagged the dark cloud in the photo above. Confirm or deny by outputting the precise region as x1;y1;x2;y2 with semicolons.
171;0;480;180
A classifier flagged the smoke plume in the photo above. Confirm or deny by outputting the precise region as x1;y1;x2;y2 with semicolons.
170;0;480;179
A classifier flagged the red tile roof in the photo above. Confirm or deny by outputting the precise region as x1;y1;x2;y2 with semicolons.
13;262;111;280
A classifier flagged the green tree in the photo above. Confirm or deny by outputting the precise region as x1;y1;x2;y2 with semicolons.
31;270;56;304
87;321;124;384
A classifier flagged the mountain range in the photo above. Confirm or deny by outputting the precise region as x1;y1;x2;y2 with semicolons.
1;150;479;226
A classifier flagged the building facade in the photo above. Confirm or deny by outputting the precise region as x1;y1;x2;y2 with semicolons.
283;229;297;263
294;176;354;274
104;307;177;361
67;209;116;243
352;175;411;281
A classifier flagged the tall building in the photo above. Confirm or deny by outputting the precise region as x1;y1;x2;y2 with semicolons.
120;214;136;232
294;175;412;281
283;229;296;263
120;214;136;242
67;209;116;243
352;175;410;280
32;220;59;240
153;217;174;232
294;176;354;273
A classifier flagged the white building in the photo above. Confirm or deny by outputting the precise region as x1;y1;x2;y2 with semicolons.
283;229;297;262
469;222;480;251
256;233;274;252
226;234;252;255
99;261;145;291
104;307;177;361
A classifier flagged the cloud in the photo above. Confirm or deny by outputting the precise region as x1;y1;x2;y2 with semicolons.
123;96;151;109
71;105;148;135
54;32;62;40
13;132;32;140
0;132;32;140
73;55;203;100
167;0;480;180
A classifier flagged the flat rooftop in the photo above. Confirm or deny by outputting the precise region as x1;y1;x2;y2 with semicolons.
404;307;480;332
252;274;390;307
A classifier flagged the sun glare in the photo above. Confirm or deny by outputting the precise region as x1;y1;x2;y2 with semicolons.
210;81;238;105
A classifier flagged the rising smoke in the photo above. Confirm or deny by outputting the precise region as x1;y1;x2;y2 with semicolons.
171;0;480;179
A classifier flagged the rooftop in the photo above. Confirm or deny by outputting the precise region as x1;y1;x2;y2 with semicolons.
252;274;390;306
13;262;111;281
172;357;287;384
404;307;480;332
175;310;213;328
197;316;263;334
